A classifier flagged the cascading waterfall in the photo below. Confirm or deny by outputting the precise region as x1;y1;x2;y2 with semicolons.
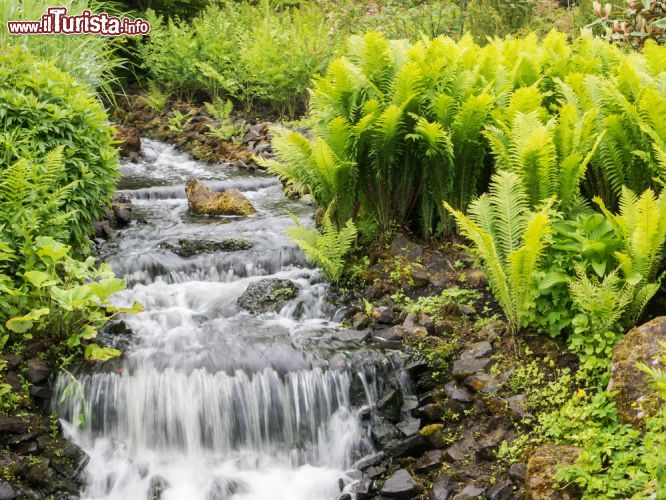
53;139;409;500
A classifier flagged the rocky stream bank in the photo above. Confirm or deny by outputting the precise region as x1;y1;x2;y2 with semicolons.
2;92;664;500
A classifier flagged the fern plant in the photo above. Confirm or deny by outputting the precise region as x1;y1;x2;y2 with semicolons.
285;210;357;283
485;105;602;212
444;170;553;333
144;81;170;113
594;186;666;323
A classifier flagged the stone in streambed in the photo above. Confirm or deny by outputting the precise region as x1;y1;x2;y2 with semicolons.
237;278;298;315
160;238;253;257
381;468;419;498
185;178;256;216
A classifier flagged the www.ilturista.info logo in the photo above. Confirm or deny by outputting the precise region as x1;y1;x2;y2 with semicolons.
7;7;150;36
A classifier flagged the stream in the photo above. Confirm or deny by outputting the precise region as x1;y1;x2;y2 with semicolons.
53;139;411;500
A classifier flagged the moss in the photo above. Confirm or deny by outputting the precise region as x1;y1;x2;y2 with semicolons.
419;423;444;437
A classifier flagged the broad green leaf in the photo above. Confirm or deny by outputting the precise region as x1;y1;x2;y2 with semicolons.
84;344;122;362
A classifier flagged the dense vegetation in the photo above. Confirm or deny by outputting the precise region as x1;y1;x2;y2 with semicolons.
1;0;666;497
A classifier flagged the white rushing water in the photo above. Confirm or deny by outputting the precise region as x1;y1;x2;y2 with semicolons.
53;140;404;500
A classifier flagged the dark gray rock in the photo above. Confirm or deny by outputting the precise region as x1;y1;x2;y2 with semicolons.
389;434;429;458
453;484;485;499
415;449;443;472
460;341;493;360
47;439;90;482
445;435;476;462
402;394;419;412
381;469;419;498
0;417;29;434
397;417;421;437
335;329;371;342
26;359;51;384
430;472;453;500
237;279;298;314
451;358;492;378
507;394;532;420
445;381;474;402
371;422;399;448
486;480;512;500
508;462;527;483
377;388;402;422
29;385;51;400
366;465;386;479
352;478;373;499
375;306;395;324
161;238;253;257
390;234;423;261
375;325;405;342
0;481;16;500
354;452;385;471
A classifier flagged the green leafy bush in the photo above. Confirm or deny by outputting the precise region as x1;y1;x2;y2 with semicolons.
0;48;119;252
0;150;134;362
0;0;124;94
138;1;337;116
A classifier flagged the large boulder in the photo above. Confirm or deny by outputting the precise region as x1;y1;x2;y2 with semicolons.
160;238;253;257
185;178;256;216
607;316;666;427
525;444;580;499
237;279;298;314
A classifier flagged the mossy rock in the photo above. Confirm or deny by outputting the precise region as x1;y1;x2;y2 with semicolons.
525;444;580;499
237;278;299;315
607;316;666;428
160;238;253;257
185;178;256;216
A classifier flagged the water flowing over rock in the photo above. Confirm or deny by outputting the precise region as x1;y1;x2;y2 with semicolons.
52;139;413;500
185;178;256;216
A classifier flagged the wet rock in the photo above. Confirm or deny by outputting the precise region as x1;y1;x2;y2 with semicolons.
461;341;493;360
381;469;419;498
525;444;580;499
375;325;405;342
335;329;371;342
0;417;29;434
390;234;423;261
185;178;256;216
486;480;512;500
415;449;443;472
114;124;141;157
24;457;55;487
451;358;492;378
445;381;473;402
207;475;247;499
237;279;298;314
377;388;402;422
355;451;385;471
352;478;373;499
366;465;386;479
389;434;429;458
110;193;132;227
28;359;53;384
445;435;476;462
404;326;428;342
0;481;16;500
92;220;119;239
607;316;666;427
350;312;370;330
374;306;395;324
160;238;253;257
430;472;453;499
402;394;419;412
148;475;169;499
464;373;499;394
453;484;485;499
371;421;399;448
416;402;445;421
397;417;421;437
46;438;90;482
29;385;51;400
508;462;527;483
507;394;532;420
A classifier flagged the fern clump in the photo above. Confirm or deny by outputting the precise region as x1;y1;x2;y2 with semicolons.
444;171;553;333
0;47;119;253
285;211;357;283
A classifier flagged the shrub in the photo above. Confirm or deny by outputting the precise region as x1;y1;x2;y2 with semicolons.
0;150;134;362
0;47;119;253
0;0;124;95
